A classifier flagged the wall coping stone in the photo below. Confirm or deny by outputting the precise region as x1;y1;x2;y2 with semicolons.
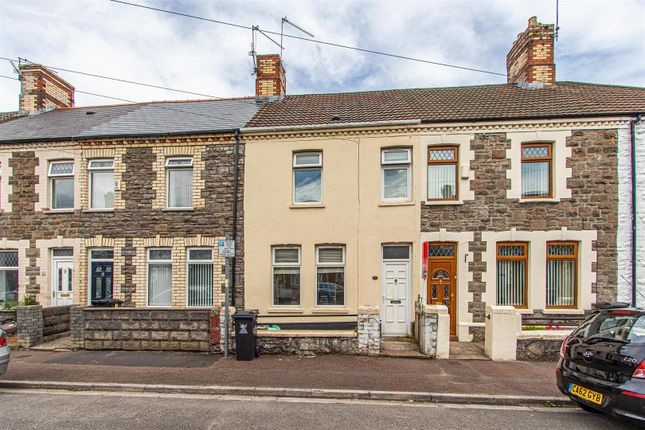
518;330;572;340
257;330;357;338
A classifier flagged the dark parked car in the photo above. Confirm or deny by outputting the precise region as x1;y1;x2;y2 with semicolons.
556;304;645;424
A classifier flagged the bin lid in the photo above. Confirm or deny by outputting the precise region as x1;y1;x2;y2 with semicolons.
233;310;258;318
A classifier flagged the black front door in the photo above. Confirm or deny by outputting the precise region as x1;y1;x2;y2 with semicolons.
91;261;113;304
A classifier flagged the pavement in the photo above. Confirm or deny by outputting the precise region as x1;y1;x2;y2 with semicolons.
0;349;567;406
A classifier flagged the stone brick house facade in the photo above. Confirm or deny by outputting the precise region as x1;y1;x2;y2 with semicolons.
242;17;645;351
0;67;259;311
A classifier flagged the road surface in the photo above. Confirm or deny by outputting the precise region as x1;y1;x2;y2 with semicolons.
0;389;632;429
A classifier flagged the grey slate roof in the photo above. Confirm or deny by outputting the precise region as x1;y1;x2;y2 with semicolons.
0;98;260;143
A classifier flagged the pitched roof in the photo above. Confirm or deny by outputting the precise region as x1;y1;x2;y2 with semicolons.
245;82;645;128
0;98;260;143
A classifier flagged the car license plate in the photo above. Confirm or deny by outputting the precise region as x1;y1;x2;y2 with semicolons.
569;383;603;405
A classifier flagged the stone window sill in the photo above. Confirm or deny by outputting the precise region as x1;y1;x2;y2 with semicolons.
289;204;325;209
266;307;303;314
162;207;195;212
83;208;115;213
519;198;561;204
422;200;464;207
311;307;350;314
43;209;75;214
516;309;534;315
378;201;415;207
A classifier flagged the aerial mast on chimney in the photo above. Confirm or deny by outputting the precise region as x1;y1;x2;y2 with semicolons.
280;16;315;61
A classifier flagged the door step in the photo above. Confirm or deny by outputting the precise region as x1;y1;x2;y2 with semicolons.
380;337;425;358
449;341;489;360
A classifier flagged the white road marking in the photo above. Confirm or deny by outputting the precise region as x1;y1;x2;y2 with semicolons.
0;388;583;413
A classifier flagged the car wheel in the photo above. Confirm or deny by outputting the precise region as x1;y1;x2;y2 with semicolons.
575;401;602;414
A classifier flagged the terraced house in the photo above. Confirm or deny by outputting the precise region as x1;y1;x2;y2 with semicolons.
241;17;644;353
0;17;643;357
0;64;258;313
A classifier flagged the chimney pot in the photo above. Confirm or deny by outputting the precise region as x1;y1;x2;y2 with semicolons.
506;17;556;86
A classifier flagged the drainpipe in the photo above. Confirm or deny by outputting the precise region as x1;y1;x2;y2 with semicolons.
231;129;241;307
630;114;642;307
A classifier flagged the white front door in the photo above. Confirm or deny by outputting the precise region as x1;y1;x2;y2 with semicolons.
381;261;409;336
53;260;73;306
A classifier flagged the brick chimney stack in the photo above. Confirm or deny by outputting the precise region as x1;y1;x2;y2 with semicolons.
255;54;286;100
506;17;556;85
19;63;75;113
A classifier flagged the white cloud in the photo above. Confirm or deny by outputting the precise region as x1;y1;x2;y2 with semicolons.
0;0;642;112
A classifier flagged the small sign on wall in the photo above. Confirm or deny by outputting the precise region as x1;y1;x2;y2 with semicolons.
218;240;235;258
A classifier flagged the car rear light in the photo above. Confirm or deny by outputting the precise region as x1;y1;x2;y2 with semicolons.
612;310;632;315
623;390;645;399
632;360;645;379
0;337;6;347
560;335;570;358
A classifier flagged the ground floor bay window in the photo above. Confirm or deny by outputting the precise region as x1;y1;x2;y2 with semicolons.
148;249;172;306
496;242;528;308
0;250;18;305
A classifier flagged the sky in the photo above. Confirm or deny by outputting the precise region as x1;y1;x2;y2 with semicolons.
0;0;643;112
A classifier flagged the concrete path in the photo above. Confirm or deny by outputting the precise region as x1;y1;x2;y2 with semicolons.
0;350;566;405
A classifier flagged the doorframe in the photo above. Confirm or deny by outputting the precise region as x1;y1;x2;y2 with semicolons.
380;244;412;337
51;251;73;306
426;242;458;338
87;248;114;305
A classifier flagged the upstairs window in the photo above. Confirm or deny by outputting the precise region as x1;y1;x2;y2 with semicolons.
88;159;114;209
546;242;578;308
496;242;528;308
48;161;74;209
293;152;322;204
272;247;301;306
316;246;345;306
521;143;552;198
427;146;458;200
381;148;411;202
166;157;193;208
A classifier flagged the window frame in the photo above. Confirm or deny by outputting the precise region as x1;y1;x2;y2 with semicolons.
165;156;194;209
381;148;412;203
427;145;459;201
315;246;346;307
271;246;301;307
147;248;173;307
88;159;115;209
186;247;214;308
521;142;553;199
546;241;578;309
0;250;19;305
496;242;528;309
48;160;75;210
292;152;323;205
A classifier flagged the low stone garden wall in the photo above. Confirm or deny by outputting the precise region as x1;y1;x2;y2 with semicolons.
516;330;570;361
0;310;16;322
42;306;71;341
71;307;218;352
257;331;358;355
